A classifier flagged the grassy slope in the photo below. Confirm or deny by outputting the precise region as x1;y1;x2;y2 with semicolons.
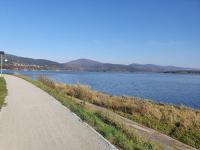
17;75;160;150
0;77;7;109
36;76;200;149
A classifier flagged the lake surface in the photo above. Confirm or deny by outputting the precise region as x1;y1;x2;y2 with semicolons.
5;70;200;109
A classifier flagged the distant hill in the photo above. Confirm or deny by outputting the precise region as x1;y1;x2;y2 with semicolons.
64;59;193;72
64;59;134;72
4;54;198;72
64;59;102;71
129;63;189;72
6;54;64;69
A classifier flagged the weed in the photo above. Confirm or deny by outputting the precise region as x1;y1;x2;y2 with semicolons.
0;77;7;109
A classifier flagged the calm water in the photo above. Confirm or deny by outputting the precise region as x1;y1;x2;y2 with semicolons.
5;70;200;109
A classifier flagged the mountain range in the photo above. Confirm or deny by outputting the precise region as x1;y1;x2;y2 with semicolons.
4;54;198;73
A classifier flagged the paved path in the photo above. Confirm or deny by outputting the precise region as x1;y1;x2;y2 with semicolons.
0;75;115;150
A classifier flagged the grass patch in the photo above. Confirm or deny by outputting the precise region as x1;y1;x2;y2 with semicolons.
17;75;159;150
34;75;200;149
0;77;7;109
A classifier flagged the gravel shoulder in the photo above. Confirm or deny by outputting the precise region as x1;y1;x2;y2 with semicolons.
0;75;116;150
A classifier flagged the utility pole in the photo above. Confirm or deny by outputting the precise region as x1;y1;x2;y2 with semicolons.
0;51;5;77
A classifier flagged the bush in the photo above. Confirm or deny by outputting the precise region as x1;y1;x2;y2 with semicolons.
69;84;93;100
0;77;7;108
38;75;56;89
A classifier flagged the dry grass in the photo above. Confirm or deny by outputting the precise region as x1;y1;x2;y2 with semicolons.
38;76;200;148
38;75;55;88
56;83;200;129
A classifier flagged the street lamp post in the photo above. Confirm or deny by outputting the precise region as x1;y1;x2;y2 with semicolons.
0;51;5;77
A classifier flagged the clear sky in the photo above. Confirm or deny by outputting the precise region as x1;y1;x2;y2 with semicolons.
0;0;200;68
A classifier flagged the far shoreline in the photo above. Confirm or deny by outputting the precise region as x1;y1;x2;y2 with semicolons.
3;68;200;75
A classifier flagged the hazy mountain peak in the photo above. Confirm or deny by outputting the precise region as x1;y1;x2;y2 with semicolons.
66;59;101;64
4;54;198;72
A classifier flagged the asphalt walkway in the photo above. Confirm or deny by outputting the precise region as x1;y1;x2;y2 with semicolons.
0;75;115;150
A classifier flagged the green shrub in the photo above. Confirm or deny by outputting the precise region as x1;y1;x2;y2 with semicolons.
0;77;7;108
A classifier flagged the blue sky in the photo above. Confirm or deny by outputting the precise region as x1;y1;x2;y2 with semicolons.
0;0;200;68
